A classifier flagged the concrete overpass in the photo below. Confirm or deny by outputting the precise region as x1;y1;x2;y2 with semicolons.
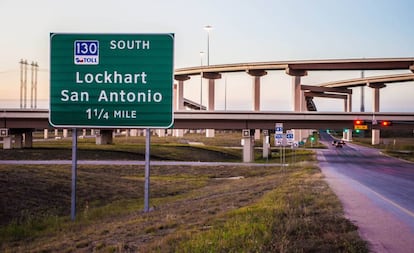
2;57;414;161
174;57;414;143
2;109;413;130
1;109;413;161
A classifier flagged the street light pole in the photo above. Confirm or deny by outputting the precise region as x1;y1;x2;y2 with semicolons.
204;25;212;66
200;51;204;110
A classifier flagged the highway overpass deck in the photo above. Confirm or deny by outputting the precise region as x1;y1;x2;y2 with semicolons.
1;109;413;130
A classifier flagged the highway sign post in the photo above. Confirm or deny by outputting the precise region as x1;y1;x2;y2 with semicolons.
275;123;285;167
50;33;174;218
275;123;283;146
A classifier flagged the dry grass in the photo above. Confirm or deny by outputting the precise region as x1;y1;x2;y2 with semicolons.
0;163;367;252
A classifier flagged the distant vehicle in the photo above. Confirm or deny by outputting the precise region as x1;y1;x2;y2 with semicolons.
332;140;345;147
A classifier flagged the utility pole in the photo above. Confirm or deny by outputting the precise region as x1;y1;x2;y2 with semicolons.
19;59;38;109
360;70;365;112
30;62;39;108
20;59;29;108
20;59;24;108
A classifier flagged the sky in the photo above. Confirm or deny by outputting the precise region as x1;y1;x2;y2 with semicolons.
0;0;413;112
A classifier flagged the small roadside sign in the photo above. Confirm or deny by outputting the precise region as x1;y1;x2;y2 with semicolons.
286;130;294;145
354;125;368;130
275;123;284;146
0;128;9;137
275;123;283;134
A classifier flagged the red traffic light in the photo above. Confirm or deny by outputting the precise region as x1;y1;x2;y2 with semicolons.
380;121;392;126
354;119;364;125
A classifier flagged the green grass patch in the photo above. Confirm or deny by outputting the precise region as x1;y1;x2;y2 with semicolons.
0;163;369;252
353;137;414;162
170;166;368;252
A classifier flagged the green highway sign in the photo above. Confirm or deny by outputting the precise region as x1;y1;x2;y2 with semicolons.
50;33;174;128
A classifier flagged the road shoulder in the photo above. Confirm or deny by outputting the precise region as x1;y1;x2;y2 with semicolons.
318;154;414;253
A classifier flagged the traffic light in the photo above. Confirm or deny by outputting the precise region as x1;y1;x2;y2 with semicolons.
354;119;364;125
380;121;392;127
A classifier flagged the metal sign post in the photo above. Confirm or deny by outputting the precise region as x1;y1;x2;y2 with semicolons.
275;123;284;168
71;128;78;221
50;33;174;218
144;128;151;212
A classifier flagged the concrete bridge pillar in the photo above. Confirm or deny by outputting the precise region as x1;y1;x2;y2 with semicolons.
248;69;267;140
130;129;138;137
156;129;166;137
286;68;307;142
343;129;352;142
96;130;113;145
174;75;190;111
44;129;49;139
23;130;33;148
63;129;68;138
2;136;12;149
173;129;184;137
242;129;254;163
3;135;13;149
262;130;271;159
369;83;386;145
171;82;183;137
372;129;380;145
370;83;386;113
343;94;353;141
203;72;222;138
14;133;23;148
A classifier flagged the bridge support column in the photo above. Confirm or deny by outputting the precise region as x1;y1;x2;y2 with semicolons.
203;72;222;138
345;93;352;113
63;129;68;138
173;129;184;137
242;130;254;163
44;129;49;139
369;83;386;145
23;130;33;148
129;129;137;137
286;68;307;142
14;133;23;149
174;75;190;111
96;130;113;145
2;136;12;149
343;129;352;142
343;95;352;142
262;131;270;159
248;70;267;140
156;129;166;137
372;129;380;145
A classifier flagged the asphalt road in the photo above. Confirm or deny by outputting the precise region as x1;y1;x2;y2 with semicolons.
317;131;414;253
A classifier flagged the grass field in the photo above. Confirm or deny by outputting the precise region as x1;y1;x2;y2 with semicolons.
0;132;315;164
0;163;367;252
353;137;414;162
0;132;370;252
